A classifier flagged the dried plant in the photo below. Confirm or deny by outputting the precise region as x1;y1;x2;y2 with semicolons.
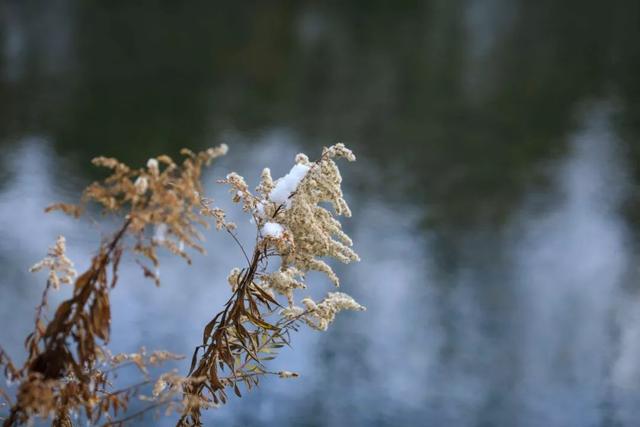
0;146;227;426
177;143;363;426
0;143;364;427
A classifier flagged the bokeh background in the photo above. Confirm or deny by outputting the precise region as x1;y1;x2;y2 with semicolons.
2;2;640;426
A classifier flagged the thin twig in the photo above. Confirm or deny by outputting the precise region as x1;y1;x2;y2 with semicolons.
101;399;175;427
225;228;251;267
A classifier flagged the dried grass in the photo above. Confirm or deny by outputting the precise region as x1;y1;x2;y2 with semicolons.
0;143;362;427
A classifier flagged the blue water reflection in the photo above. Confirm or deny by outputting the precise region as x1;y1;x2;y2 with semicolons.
2;106;640;425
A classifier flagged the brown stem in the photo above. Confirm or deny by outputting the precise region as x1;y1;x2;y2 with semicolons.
2;408;18;427
4;219;132;427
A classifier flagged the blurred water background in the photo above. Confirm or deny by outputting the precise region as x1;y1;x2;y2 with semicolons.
1;2;640;426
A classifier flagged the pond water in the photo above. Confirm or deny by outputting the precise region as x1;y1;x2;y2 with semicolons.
1;2;640;426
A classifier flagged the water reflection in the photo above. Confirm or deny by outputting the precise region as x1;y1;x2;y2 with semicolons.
2;108;640;426
509;106;631;426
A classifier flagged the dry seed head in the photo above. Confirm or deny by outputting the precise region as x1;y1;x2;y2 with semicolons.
134;176;149;195
69;145;229;272
227;267;242;292
221;143;363;318
147;158;160;176
260;144;360;287
259;267;306;306
323;142;356;162
281;305;304;320
299;292;366;331
206;143;229;160
256;168;274;199
29;235;77;290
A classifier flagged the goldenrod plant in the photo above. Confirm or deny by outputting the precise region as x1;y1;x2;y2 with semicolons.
0;143;363;427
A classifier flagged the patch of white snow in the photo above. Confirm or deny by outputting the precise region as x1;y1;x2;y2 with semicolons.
270;164;310;207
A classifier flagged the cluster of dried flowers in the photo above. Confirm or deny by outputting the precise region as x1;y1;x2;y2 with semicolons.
0;143;363;427
178;143;364;426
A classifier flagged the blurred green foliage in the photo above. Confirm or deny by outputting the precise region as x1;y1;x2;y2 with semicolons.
1;0;639;229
